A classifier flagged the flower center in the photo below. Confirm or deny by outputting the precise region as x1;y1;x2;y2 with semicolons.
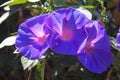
85;43;94;53
38;34;49;45
38;36;46;45
61;29;73;40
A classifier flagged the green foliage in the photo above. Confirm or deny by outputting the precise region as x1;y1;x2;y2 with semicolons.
41;58;46;80
0;0;27;7
110;37;119;51
21;56;38;70
48;52;79;76
35;62;42;80
82;5;95;9
113;53;120;72
97;0;106;22
7;0;27;6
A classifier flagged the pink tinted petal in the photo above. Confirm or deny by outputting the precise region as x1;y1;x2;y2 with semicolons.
47;7;89;55
46;7;90;36
77;21;113;73
16;23;37;48
26;14;49;37
26;14;48;27
45;13;63;36
50;26;87;55
29;23;45;38
78;35;113;73
15;14;50;59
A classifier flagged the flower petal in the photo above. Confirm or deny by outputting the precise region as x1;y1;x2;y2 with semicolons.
78;35;113;73
50;27;87;55
47;7;90;55
77;7;92;20
117;33;120;49
15;14;50;59
84;22;97;41
16;23;37;48
19;42;48;59
77;21;113;73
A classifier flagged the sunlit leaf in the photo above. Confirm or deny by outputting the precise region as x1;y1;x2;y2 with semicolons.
109;36;120;51
13;49;19;54
27;0;40;2
0;35;17;48
68;62;80;72
21;56;38;70
0;12;10;24
0;0;27;7
21;56;33;70
8;0;27;6
4;6;10;11
28;59;39;70
82;5;95;9
10;32;18;36
63;0;78;4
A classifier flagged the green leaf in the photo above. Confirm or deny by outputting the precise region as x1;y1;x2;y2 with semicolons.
7;0;27;6
21;56;38;70
35;62;42;80
0;36;17;48
41;58;46;80
68;62;80;72
0;0;27;7
109;36;120;51
10;32;18;36
51;0;68;8
82;5;95;9
112;53;120;72
48;52;78;76
0;12;10;24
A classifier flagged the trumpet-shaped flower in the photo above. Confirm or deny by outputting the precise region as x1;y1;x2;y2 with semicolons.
15;14;50;59
77;21;113;73
45;7;90;55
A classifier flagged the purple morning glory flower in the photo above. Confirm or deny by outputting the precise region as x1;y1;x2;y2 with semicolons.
45;7;90;55
117;28;120;50
77;21;113;73
15;14;50;59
